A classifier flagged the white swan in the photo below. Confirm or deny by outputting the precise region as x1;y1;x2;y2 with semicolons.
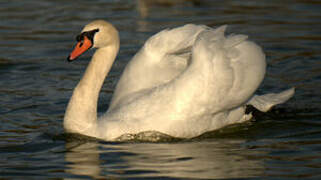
64;20;294;141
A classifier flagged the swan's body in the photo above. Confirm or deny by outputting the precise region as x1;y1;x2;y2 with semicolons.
64;20;294;141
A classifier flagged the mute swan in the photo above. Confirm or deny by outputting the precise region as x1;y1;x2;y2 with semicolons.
64;20;294;141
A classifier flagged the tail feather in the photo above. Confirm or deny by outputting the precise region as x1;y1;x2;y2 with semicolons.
248;88;295;112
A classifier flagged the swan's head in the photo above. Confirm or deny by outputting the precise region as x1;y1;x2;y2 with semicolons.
67;20;119;61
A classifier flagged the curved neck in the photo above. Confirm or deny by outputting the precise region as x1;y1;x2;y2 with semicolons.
64;43;119;136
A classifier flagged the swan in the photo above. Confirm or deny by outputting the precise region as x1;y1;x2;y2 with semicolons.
64;20;294;141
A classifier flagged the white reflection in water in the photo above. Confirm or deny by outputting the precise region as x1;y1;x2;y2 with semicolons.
65;142;104;179
65;140;265;179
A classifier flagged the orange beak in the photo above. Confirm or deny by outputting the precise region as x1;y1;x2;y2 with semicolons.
67;36;93;61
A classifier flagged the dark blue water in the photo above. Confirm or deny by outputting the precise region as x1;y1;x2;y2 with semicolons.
0;0;320;179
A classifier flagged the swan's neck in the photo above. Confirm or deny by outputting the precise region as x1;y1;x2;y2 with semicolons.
64;44;119;136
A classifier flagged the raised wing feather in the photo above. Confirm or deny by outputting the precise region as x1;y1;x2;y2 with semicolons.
188;26;266;112
109;24;208;110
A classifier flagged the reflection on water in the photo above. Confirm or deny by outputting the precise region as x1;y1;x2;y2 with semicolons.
65;142;103;179
0;0;320;179
65;139;264;179
62;118;321;179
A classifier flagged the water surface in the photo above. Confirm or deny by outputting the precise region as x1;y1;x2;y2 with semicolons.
0;0;321;179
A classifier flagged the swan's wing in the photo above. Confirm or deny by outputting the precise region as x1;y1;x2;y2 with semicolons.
187;26;266;111
224;37;266;108
102;26;268;138
144;24;208;56
109;24;208;110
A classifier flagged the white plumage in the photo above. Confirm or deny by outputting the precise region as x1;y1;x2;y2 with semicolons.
64;20;294;141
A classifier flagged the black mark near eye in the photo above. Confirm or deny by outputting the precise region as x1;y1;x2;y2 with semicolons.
75;28;99;43
85;28;99;41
